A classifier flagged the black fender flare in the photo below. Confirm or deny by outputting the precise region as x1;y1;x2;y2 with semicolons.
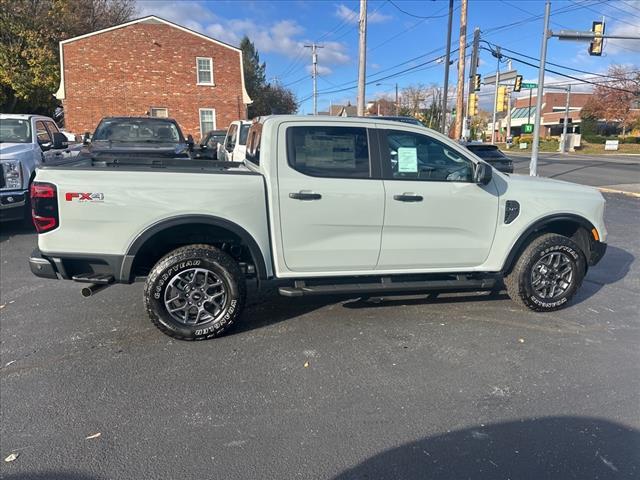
120;215;270;281
501;213;596;273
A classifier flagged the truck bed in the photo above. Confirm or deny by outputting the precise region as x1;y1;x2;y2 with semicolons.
41;155;251;174
35;157;271;280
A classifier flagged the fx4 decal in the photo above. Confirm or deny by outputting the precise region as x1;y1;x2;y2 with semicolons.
65;192;105;202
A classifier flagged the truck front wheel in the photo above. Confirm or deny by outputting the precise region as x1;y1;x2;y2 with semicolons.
143;244;246;340
505;233;586;312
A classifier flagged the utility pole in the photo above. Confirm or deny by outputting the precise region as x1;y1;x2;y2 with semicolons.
560;85;571;153
454;0;468;139
490;47;501;145
357;0;368;117
304;43;323;115
395;83;399;115
531;0;551;176
466;27;480;141
441;0;454;134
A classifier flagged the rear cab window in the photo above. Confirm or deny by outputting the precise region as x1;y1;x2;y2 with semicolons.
286;126;371;179
245;122;263;166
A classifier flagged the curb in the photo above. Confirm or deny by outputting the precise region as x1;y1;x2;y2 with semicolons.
598;187;640;198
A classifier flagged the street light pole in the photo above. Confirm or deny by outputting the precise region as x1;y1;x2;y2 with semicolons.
395;83;399;115
356;0;368;117
490;47;501;145
441;0;454;134
560;85;571;153
530;0;551;177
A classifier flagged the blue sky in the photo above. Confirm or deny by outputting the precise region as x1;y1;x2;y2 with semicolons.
137;0;640;112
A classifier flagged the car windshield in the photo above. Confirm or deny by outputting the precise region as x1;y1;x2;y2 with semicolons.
238;124;250;145
93;119;182;143
0;119;31;143
469;146;508;160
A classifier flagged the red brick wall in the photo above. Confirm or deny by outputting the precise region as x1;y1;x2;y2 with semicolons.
61;22;247;139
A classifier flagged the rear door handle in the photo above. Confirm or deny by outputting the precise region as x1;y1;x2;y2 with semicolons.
290;191;322;201
393;193;423;202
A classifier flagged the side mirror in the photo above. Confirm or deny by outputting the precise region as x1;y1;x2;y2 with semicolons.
474;162;493;185
52;131;68;149
83;132;92;145
187;134;195;150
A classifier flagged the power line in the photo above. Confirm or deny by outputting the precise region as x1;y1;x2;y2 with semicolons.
388;0;453;19
481;46;639;94
484;42;640;83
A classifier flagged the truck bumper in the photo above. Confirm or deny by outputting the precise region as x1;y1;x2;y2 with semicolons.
0;189;28;222
29;249;59;279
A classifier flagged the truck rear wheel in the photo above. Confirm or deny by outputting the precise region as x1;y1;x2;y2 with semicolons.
505;233;586;312
143;244;246;340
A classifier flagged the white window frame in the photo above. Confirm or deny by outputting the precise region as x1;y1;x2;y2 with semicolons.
149;107;168;118
196;57;214;86
199;108;217;138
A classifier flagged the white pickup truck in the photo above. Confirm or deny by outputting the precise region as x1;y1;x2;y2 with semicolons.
1;114;78;222
29;116;607;340
217;120;251;162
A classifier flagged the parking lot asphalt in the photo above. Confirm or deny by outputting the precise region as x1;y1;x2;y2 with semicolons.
509;152;640;193
1;193;639;480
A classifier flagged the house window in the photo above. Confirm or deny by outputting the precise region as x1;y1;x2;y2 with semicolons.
196;57;214;85
150;107;168;118
199;108;216;136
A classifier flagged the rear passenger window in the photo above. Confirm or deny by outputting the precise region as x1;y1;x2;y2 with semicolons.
35;121;51;144
286;126;370;179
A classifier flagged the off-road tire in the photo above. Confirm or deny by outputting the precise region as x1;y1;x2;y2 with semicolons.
144;244;246;340
505;233;586;312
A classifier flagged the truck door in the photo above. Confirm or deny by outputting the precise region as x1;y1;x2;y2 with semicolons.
277;123;385;273
220;124;237;161
376;128;499;270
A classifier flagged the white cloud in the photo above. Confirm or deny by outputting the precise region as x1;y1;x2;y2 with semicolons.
137;1;351;76
136;0;216;33
335;4;391;24
606;21;640;55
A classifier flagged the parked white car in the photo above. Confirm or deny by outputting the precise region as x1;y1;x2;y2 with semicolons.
0;114;79;222
217;120;251;162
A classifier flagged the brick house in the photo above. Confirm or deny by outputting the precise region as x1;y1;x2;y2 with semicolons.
55;16;251;139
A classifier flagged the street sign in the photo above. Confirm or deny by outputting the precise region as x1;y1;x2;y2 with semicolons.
484;69;518;85
522;124;534;133
521;82;538;89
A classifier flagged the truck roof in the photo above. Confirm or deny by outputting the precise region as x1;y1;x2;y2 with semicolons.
255;115;440;134
0;113;51;121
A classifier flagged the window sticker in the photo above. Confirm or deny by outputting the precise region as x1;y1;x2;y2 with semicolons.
304;134;356;169
397;147;418;173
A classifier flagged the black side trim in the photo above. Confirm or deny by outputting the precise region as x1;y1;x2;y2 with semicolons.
123;215;269;281
502;213;597;273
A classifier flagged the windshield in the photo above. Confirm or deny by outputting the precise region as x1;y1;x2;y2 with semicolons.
0;119;31;143
93;119;182;143
239;124;250;145
469;146;508;160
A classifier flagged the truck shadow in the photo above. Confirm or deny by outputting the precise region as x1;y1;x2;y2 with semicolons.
332;416;640;480
233;244;634;335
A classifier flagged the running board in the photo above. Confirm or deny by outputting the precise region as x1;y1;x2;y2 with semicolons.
278;276;497;297
71;273;115;285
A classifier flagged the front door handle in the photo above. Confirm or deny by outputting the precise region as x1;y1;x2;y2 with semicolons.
290;191;322;201
393;193;423;202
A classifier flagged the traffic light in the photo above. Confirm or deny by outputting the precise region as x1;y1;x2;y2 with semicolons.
468;93;479;116
589;21;605;56
473;74;481;92
514;75;523;92
496;86;509;112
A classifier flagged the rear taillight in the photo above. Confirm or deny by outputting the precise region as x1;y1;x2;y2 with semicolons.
31;182;59;233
